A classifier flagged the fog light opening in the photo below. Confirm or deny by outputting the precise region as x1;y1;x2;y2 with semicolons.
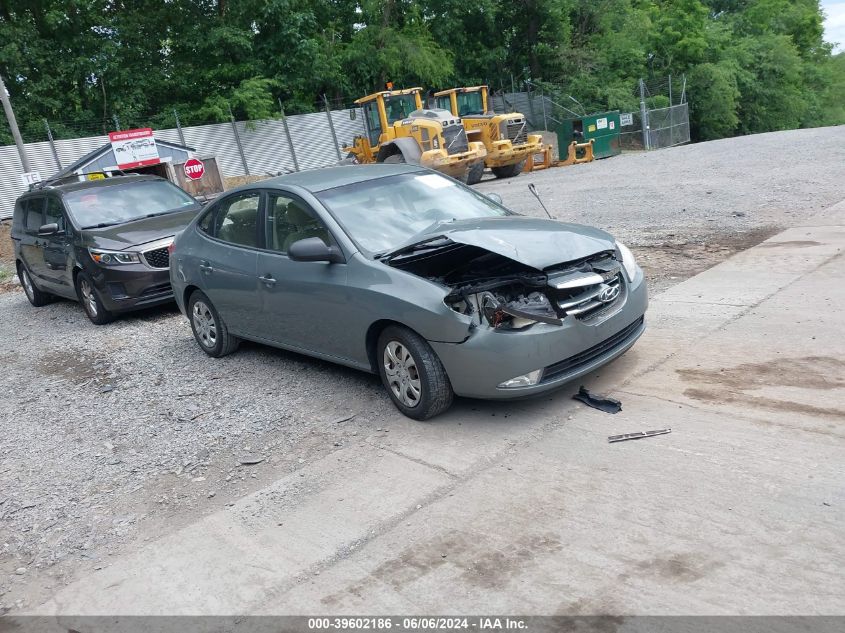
498;369;543;389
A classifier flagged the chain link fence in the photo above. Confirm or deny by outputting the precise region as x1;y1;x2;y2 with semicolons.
619;75;690;150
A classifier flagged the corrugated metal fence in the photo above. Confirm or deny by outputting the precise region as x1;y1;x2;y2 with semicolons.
0;108;365;219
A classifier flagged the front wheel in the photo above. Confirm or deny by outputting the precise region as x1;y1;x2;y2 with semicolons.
377;325;453;420
187;290;239;357
466;161;485;185
17;263;51;307
76;271;115;325
492;159;526;179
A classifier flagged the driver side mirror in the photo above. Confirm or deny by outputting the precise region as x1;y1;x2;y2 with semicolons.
288;237;344;264
38;223;61;236
486;193;503;205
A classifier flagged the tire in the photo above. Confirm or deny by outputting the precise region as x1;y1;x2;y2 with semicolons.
75;270;115;325
187;290;240;358
492;159;526;179
377;325;453;420
466;161;485;185
382;154;405;164
17;262;51;307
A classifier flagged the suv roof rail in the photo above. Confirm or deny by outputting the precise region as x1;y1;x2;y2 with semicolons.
30;169;131;191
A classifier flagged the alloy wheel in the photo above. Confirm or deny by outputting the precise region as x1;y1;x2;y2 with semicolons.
79;278;98;316
192;301;218;349
383;341;422;408
20;268;35;302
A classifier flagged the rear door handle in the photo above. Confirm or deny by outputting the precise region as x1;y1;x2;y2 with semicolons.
199;262;214;274
259;274;276;287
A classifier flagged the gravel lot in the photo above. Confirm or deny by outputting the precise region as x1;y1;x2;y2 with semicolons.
1;125;844;612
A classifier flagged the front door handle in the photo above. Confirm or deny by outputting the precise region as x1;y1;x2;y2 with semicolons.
199;262;214;274
258;274;276;287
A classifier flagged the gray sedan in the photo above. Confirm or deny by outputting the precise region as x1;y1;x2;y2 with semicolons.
170;164;647;419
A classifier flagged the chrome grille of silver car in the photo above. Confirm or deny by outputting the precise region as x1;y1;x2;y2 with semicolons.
547;260;625;321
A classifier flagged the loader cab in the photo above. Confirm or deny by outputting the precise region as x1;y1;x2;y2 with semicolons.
356;88;424;147
434;87;490;117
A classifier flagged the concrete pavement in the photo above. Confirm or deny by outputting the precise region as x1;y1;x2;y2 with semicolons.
34;202;845;615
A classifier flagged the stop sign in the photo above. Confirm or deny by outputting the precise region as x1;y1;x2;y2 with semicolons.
183;158;205;181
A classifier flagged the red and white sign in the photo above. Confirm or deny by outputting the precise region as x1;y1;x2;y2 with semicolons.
108;128;160;169
183;158;205;181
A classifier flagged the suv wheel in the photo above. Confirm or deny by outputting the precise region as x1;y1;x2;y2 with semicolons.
377;325;453;420
17;263;51;307
76;271;115;325
188;290;239;357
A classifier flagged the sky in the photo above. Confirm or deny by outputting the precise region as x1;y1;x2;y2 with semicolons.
822;1;845;53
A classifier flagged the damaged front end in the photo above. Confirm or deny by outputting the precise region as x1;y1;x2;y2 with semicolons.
383;237;628;332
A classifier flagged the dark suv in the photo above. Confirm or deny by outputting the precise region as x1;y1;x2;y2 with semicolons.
10;174;202;324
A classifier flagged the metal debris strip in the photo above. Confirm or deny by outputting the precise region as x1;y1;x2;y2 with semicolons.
573;386;622;414
608;429;672;443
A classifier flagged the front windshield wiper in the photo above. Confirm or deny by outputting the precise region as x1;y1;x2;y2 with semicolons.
140;210;177;219
81;222;122;229
374;221;458;260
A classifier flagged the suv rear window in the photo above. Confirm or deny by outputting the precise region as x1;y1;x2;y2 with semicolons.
64;180;197;229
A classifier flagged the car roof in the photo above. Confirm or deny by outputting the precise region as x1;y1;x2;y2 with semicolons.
238;164;426;194
20;174;165;198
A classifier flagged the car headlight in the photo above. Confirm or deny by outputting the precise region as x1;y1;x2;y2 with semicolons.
615;240;637;282
89;248;140;265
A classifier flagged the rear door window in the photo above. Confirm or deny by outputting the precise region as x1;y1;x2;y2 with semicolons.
214;193;261;248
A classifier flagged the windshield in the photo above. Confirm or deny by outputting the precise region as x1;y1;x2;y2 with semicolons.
65;180;197;228
384;94;418;124
316;172;511;254
457;91;485;116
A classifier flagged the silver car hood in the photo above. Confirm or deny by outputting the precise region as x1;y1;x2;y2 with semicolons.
386;216;617;271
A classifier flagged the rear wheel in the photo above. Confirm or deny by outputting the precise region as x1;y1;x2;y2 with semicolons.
466;161;485;185
17;263;51;307
188;290;239;358
492;159;526;179
76;271;115;325
377;325;453;420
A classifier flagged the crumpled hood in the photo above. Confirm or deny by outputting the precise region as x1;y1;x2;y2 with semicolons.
390;216;617;270
80;207;201;251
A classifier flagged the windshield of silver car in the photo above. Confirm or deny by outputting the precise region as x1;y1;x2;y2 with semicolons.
65;180;198;229
316;172;510;254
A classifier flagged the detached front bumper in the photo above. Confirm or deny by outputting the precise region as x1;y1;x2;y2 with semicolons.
429;271;648;399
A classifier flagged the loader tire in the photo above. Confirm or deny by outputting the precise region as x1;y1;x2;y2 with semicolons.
492;160;526;179
466;161;485;185
383;154;405;164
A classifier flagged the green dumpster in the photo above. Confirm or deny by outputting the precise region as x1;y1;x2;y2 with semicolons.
555;111;621;160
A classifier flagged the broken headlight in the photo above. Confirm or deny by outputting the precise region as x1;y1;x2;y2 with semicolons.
480;291;562;329
615;240;637;282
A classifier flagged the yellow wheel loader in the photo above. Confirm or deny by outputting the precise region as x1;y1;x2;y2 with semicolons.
343;87;486;182
433;86;543;185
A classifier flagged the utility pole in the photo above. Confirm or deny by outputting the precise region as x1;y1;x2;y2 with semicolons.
0;73;32;172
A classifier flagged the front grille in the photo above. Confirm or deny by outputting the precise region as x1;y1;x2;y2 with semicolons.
505;120;527;145
143;246;170;269
547;254;626;322
442;125;468;155
542;316;644;383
